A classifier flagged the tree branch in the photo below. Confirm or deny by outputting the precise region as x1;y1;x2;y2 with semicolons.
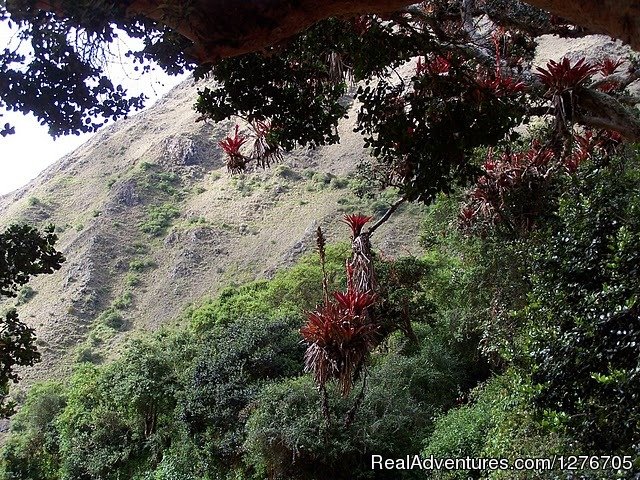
576;87;640;141
368;197;406;236
20;0;640;64
521;0;640;51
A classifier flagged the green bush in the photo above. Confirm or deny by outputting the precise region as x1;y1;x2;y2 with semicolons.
188;243;350;332
0;382;66;480
180;314;305;464
129;258;156;272
75;346;102;364
527;158;640;454
15;285;36;305
274;164;301;180
97;307;125;330
113;291;133;310
125;273;141;287
139;204;180;236
245;332;464;480
329;177;348;189
27;196;41;207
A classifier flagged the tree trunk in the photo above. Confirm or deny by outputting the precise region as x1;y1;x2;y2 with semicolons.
124;0;418;62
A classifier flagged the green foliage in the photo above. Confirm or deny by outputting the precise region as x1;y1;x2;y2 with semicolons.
139;204;180;236
0;239;483;480
15;285;36;305
0;1;178;136
188;243;350;331
57;335;186;480
0;224;64;415
124;273;141;287
245;328;464;480
142;170;181;196
0;224;64;297
186;216;207;226
423;372;571;480
75;346;103;364
113;291;133;310
27;196;41;207
129;258;156;272
330;178;348;190
0;310;42;415
195;22;354;151
527;157;640;453
0;381;66;480
274;164;301;180
180;314;305;465
97;308;125;330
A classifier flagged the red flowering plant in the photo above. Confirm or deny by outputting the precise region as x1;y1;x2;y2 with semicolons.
219;120;283;173
300;216;379;402
460;125;626;235
593;57;625;93
535;57;598;93
218;125;249;173
474;30;527;99
475;73;527;98
416;54;451;76
300;289;378;397
598;57;624;76
341;213;373;239
250;119;283;168
459;143;558;235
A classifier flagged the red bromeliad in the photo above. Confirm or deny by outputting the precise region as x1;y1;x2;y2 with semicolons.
535;57;597;92
475;73;527;98
416;55;451;76
300;286;377;396
219;125;248;173
341;213;372;239
598;57;624;76
251;119;283;168
301;215;379;399
219;125;247;157
459;144;557;232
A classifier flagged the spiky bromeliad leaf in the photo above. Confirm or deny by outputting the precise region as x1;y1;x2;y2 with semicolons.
535;57;597;92
341;213;373;239
301;293;377;396
219;125;249;173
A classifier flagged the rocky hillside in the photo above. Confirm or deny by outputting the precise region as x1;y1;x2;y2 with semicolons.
0;79;426;388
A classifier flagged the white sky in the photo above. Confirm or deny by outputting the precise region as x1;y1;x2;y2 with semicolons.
0;23;188;195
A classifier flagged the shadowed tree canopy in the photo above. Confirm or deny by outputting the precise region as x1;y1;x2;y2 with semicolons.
0;224;64;416
2;0;640;202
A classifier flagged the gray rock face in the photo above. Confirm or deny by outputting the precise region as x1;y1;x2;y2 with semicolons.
113;179;141;207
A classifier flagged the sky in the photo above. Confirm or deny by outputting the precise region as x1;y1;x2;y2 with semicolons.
0;23;187;195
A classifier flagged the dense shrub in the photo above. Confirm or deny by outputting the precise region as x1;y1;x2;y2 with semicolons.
180;314;305;467
0;382;66;480
527;157;640;454
245;327;464;480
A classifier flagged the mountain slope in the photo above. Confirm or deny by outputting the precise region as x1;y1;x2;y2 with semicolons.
0;79;426;387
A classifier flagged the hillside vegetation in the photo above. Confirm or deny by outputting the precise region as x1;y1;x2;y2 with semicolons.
0;5;639;476
0;80;425;386
1;145;638;478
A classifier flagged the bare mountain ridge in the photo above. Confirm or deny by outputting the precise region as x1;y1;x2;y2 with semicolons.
0;79;426;387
